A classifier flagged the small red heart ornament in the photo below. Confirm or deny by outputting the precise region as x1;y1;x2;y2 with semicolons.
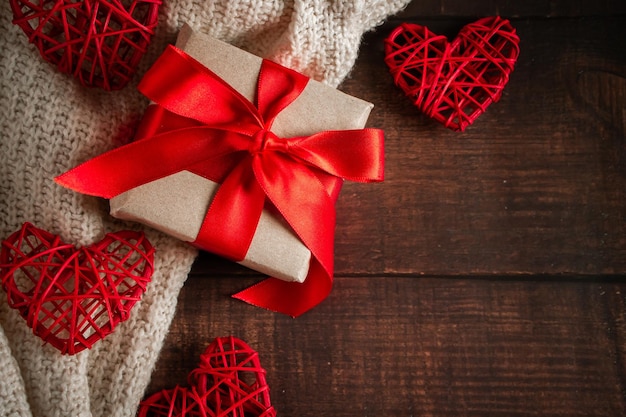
384;16;520;131
0;222;154;355
10;0;161;90
139;336;276;417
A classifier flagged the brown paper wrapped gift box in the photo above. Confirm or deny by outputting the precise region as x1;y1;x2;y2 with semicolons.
110;24;374;283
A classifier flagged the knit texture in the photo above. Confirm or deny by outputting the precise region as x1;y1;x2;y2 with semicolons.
0;0;410;416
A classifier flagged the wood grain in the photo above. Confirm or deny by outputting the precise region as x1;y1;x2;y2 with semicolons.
401;0;626;17
149;276;626;417
147;3;626;417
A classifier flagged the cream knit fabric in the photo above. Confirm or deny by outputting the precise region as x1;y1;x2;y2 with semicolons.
0;0;410;416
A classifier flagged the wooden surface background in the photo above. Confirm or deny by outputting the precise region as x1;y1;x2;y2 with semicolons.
147;1;626;416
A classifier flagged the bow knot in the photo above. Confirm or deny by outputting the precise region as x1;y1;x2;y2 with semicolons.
251;129;288;155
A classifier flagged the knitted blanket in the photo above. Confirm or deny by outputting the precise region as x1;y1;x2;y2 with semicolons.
0;1;409;416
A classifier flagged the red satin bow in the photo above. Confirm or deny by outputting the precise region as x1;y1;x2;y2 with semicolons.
56;45;384;316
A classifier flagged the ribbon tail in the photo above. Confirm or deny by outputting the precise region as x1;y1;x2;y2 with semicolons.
194;157;265;261
55;127;252;198
233;260;331;317
232;153;337;316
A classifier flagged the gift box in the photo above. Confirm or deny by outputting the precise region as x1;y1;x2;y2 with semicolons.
57;24;384;315
110;25;374;283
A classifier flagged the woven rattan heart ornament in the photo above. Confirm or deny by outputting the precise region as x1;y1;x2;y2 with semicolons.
139;336;276;417
384;16;520;131
0;222;154;355
9;0;161;90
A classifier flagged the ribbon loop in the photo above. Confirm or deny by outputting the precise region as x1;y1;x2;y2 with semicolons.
56;45;384;316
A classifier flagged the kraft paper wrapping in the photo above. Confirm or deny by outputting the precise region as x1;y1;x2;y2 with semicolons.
110;24;374;283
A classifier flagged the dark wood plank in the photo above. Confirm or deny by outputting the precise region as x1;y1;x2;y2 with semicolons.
399;0;626;17
148;276;626;416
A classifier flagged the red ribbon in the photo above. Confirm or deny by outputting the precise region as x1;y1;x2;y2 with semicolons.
56;45;384;316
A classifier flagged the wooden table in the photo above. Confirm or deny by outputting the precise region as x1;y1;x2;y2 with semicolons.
147;2;626;415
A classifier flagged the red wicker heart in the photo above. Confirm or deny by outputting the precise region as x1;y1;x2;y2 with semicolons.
139;336;276;417
384;16;520;131
0;222;154;355
9;0;161;90
189;336;275;416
